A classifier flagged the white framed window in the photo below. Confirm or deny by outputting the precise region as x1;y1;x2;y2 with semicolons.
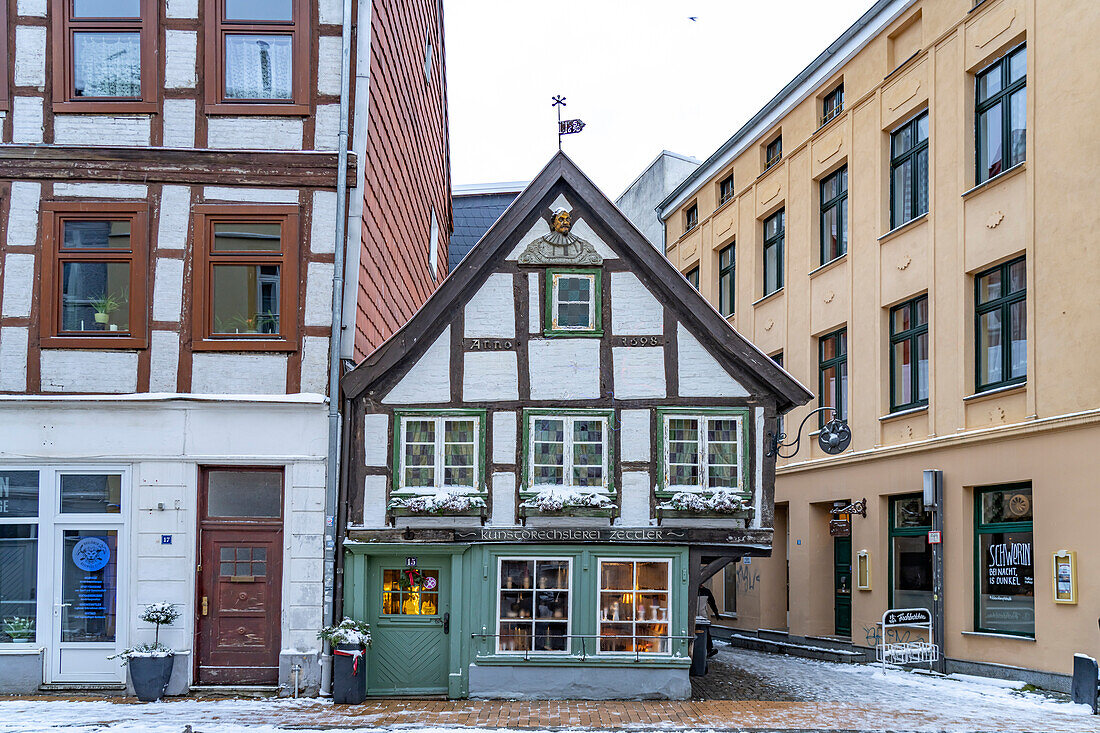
428;208;439;279
547;269;600;334
397;413;483;493
597;558;671;654
661;412;744;492
527;412;610;491
496;557;571;654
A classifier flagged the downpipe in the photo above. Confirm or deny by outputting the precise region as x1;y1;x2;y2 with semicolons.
321;0;355;697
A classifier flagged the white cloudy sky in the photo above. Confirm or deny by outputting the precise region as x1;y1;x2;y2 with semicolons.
445;0;872;198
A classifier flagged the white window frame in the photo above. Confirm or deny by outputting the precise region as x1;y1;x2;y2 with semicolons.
428;208;439;279
397;414;481;494
494;556;572;656
595;557;672;656
662;413;744;492
527;413;610;492
550;272;597;332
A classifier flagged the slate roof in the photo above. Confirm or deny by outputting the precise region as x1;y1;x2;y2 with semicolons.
448;189;523;271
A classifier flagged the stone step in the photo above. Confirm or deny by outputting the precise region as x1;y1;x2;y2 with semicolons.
39;683;127;694
723;632;872;664
188;685;280;698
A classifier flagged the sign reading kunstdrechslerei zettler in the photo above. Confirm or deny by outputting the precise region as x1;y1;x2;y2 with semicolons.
336;152;812;700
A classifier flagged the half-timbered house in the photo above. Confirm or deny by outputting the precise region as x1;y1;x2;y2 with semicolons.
337;153;811;699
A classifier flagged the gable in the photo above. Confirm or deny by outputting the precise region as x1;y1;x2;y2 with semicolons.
345;152;812;413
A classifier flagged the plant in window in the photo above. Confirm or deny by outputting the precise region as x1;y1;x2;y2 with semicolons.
389;489;486;515
659;490;749;514
521;488;614;512
90;292;125;324
2;617;34;643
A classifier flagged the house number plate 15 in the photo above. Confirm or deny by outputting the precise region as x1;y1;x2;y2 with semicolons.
406;557;417;567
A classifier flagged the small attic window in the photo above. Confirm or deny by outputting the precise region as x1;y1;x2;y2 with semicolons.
545;269;602;337
423;31;433;84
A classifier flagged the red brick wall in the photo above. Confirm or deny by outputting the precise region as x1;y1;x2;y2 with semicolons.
355;0;451;359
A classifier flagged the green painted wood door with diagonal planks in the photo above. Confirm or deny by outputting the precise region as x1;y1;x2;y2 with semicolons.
367;556;450;695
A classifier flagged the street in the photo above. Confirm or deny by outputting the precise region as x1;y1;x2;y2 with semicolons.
2;647;1096;733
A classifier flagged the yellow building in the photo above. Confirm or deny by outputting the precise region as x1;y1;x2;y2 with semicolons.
658;0;1099;689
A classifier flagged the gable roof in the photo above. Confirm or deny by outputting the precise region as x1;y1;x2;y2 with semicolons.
343;151;813;413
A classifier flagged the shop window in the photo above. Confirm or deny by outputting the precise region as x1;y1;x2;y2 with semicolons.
889;295;929;412
718;244;734;316
975;257;1026;392
598;559;671;654
525;412;611;492
192;206;299;351
545;269;601;336
496;558;570;654
40;202;149;349
0;471;39;644
685;266;699;290
764;135;782;170
51;0;157;111
889;495;932;609
821;83;844;126
204;0;309;113
381;568;439;616
396;412;485;493
975;484;1034;636
976;44;1026;183
763;209;784;296
818;328;847;427
59;473;122;514
820;167;848;264
718;174;735;206
890;111;929;228
658;410;747;494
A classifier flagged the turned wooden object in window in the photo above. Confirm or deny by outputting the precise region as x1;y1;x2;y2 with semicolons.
204;0;310;114
50;0;158;112
39;201;149;349
191;206;299;351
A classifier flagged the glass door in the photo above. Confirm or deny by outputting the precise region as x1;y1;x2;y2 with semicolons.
53;526;125;682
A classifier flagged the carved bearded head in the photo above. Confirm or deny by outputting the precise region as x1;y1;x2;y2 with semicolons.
550;209;572;234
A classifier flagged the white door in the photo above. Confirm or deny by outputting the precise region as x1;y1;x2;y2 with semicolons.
51;525;126;682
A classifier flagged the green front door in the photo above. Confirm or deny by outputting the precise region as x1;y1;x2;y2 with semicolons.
834;536;852;636
367;556;450;695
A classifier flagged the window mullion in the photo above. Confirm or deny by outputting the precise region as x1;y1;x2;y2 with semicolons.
564;417;574;489
435;417;446;489
698;419;708;490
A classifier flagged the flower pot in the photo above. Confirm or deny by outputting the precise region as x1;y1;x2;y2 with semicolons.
94;312;110;324
11;637;32;643
332;643;367;704
128;653;174;702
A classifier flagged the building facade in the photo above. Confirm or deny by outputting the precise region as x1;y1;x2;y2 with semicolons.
447;181;526;271
658;0;1099;690
336;152;811;699
0;0;449;695
614;150;699;250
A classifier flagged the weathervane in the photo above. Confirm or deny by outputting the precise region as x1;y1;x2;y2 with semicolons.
552;94;585;150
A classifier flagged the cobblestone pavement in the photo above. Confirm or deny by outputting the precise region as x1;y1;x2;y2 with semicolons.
2;647;1098;733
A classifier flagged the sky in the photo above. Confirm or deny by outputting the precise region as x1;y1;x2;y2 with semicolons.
445;0;873;199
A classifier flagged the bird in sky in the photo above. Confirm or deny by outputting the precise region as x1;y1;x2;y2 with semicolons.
688;16;698;21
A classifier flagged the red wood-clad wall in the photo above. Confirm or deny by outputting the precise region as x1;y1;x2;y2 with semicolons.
356;0;451;359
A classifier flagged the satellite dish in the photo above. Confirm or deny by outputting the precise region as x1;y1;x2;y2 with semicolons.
818;419;851;455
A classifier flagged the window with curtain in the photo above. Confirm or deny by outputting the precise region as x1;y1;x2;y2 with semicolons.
207;0;306;110
889;295;929;412
976;45;1026;183
820;167;848;264
527;413;609;491
718;244;734;316
818;328;847;427
53;0;154;107
763;210;784;296
890;112;929;228
399;414;481;492
975;257;1026;392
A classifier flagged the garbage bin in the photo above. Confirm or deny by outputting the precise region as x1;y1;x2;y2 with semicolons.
691;617;711;676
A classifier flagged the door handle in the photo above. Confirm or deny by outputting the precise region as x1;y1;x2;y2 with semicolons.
202;596;208;616
442;612;450;634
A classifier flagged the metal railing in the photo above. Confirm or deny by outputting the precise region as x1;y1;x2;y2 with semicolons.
470;632;694;663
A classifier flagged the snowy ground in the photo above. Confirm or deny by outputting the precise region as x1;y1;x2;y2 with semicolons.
0;647;1096;733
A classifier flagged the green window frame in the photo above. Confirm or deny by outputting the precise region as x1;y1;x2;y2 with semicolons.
820;166;847;264
392;409;487;495
685;266;699;290
656;407;750;498
763;209;784;296
684;204;698;232
718;244;734;316
818;328;847;427
888;494;932;610
976;44;1026;184
521;409;616;495
974;256;1026;392
889;295;929;412
718;174;735;205
821;83;844;125
544;268;602;337
974;483;1034;637
889;111;929;229
765;135;782;170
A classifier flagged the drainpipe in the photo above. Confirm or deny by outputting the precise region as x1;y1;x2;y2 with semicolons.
322;0;355;697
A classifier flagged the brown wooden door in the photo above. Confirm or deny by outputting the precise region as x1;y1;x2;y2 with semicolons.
196;468;284;685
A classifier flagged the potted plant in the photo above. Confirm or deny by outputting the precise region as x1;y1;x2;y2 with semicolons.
90;293;123;325
2;617;34;643
318;617;372;704
110;602;181;702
